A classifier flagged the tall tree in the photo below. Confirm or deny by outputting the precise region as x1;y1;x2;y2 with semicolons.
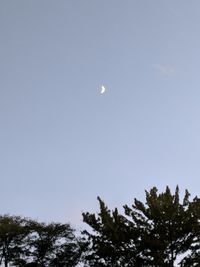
83;186;195;267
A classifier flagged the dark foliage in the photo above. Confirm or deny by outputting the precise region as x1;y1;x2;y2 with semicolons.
83;186;199;267
0;216;84;267
2;186;200;267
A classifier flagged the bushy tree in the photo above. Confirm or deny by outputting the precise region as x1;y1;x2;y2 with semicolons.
83;186;196;267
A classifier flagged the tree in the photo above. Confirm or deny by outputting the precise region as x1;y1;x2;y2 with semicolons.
0;215;30;267
83;186;196;267
28;220;83;267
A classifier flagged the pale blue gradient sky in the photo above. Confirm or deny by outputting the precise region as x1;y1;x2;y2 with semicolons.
1;1;200;226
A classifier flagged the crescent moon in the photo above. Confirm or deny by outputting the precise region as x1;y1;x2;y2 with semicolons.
100;85;106;94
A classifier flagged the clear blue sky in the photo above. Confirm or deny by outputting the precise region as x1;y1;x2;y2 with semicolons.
1;1;200;226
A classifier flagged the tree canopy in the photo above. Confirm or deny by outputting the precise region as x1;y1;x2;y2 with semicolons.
2;186;200;266
83;186;200;267
0;216;84;267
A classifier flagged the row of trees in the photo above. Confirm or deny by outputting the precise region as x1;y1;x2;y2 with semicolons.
0;216;86;267
2;186;200;266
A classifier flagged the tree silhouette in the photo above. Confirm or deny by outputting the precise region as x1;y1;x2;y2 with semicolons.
83;186;196;267
1;186;200;266
0;216;84;267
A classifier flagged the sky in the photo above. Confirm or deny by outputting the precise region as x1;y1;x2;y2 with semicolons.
1;1;200;227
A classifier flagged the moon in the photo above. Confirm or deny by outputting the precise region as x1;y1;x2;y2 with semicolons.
100;85;106;94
